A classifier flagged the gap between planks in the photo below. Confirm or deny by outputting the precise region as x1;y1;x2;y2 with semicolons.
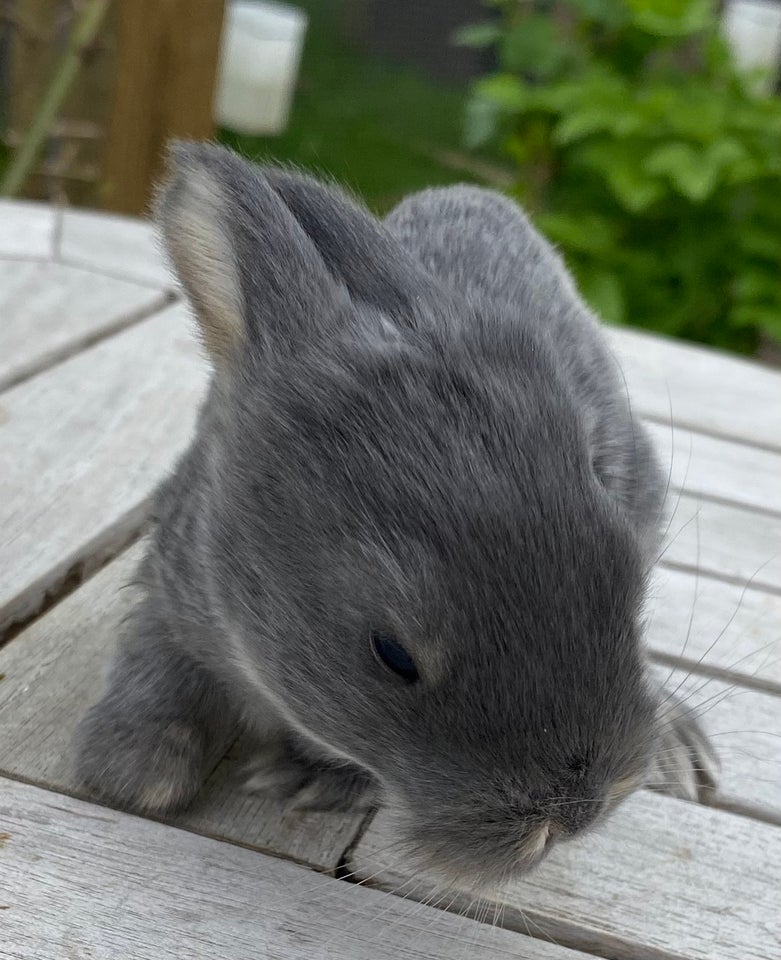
0;762;376;881
0;287;176;394
0;777;592;960
348;795;781;960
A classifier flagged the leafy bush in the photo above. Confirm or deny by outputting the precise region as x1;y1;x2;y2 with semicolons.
457;0;781;353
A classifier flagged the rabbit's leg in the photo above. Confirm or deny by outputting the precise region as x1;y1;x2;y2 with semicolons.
647;686;720;801
74;598;236;815
242;734;380;812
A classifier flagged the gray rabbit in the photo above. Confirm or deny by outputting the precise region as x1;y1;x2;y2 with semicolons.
75;143;716;889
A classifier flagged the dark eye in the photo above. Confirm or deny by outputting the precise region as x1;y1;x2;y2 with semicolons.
370;630;419;683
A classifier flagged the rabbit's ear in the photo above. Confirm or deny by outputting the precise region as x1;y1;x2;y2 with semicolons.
262;167;454;326
155;142;346;368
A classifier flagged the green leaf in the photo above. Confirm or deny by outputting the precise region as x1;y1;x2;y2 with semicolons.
627;0;715;37
734;269;781;302
473;75;531;112
609;165;665;210
737;225;781;261
760;311;781;344
644;139;747;200
553;105;643;144
452;22;501;49
499;15;567;77
731;305;781;342
568;0;630;29
577;142;666;211
538;212;618;255
577;267;626;323
463;96;499;148
662;85;726;142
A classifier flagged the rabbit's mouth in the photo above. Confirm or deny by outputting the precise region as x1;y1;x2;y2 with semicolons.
517;819;560;861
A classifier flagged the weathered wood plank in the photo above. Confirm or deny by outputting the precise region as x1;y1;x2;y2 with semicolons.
0;259;168;391
0;545;362;870
0;199;56;258
660;492;781;593
646;567;781;694
647;420;781;517
0;302;207;634
352;792;781;960
0;777;592;960
609;326;781;453
57;206;174;287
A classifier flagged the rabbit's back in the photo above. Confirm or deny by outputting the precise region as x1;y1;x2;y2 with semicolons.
385;186;665;559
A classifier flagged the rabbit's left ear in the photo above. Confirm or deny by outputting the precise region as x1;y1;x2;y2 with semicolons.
262;167;455;326
155;142;347;370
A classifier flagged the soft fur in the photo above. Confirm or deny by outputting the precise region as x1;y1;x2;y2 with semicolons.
75;143;716;890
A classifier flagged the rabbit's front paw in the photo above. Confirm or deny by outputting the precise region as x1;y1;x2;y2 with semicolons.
647;691;719;802
242;737;379;812
75;705;204;815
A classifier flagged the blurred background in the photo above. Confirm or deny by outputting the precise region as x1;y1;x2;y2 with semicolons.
0;0;779;357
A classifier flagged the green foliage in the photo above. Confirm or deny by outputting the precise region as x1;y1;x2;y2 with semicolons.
460;0;781;352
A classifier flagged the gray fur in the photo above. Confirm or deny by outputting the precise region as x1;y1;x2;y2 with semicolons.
75;143;716;889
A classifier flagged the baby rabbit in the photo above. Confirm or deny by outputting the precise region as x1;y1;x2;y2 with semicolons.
75;143;716;890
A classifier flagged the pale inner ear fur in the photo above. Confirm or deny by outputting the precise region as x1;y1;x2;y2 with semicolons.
159;165;245;365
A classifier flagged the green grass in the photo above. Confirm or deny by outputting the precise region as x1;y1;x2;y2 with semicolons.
219;0;484;213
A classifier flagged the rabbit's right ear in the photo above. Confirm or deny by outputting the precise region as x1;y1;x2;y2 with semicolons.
155;142;347;370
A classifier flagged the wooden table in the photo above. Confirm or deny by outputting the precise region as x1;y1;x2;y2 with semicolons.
1;199;779;960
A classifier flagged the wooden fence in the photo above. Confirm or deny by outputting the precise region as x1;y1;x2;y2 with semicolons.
1;0;225;214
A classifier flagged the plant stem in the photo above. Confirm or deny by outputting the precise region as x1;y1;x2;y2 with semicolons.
0;0;110;198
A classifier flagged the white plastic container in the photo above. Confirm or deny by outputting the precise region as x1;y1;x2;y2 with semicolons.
214;1;308;135
723;0;781;94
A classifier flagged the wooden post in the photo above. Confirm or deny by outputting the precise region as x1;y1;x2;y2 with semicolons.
102;0;226;216
4;0;116;207
0;0;110;198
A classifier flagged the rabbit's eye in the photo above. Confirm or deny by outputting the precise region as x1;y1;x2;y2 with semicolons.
371;630;418;683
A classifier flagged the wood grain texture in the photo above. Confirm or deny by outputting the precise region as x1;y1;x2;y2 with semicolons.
352;793;781;960
0;777;593;960
0;546;362;870
0;259;168;391
0;302;207;634
647;420;781;516
57;206;175;287
659;492;781;593
646;566;781;694
0;199;55;258
609;326;781;452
